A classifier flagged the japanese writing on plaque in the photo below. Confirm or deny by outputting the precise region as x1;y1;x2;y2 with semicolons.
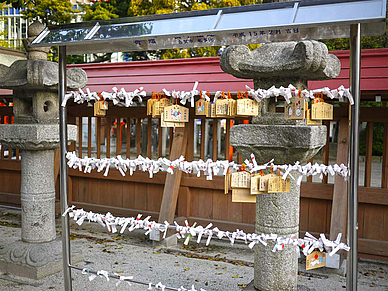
232;27;299;38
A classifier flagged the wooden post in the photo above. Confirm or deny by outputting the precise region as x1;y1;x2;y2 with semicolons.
136;118;141;156
382;122;388;188
87;117;92;157
212;119;218;161
364;122;373;187
147;117;152;157
158;119;162;157
106;117;111;158
329;118;349;247
126;118;131;159
186;112;194;161
200;119;206;160
225;119;231;160
78;116;83;158
322;120;330;184
68;116;76;152
116;117;122;156
158;126;188;226
96;117;101;158
307;158;313;182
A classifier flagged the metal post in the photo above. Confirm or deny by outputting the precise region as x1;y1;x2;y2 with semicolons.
59;46;72;291
347;23;361;291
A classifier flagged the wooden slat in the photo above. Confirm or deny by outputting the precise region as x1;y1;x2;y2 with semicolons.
126;118;131;158
158;119;162;157
237;153;242;164
87;117;92;157
0;159;21;171
307;158;313;182
106;117;111;158
1;143;4;159
0;114;4;159
136;118;141;156
301;183;388;206
212;120;217;161
322;121;330;184
15;149;19;160
54;148;60;184
225;119;230;160
158;126;188;225
186;114;194;161
78;117;83;158
382;122;388;188
334;107;388;122
68;103;147;118
147;117;152;157
330;118;349;242
364;122;373;187
200;119;205;160
116;118;122;156
68;116;76;152
96;117;101;158
169;128;174;155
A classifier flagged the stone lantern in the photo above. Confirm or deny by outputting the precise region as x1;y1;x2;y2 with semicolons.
0;22;87;280
221;41;340;290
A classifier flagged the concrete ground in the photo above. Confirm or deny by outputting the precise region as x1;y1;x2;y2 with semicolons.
0;208;387;291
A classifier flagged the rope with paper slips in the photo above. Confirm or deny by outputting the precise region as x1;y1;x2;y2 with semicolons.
61;82;354;107
66;152;348;184
63;206;350;258
71;265;205;291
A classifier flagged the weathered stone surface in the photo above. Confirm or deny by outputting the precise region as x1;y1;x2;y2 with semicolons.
26;21;50;60
0;60;87;91
20;150;56;243
220;41;340;82
0;237;82;280
230;124;327;164
254;179;300;291
13;91;60;124
0;124;77;150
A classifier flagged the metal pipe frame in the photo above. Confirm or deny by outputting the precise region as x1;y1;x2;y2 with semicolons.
347;23;361;291
59;46;73;291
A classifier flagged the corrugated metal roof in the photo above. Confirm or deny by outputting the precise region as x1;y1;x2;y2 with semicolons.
30;0;387;55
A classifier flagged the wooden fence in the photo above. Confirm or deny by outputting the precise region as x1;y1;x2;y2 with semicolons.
0;102;387;261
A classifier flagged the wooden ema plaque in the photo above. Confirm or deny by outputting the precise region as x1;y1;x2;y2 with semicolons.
285;97;306;120
227;99;237;117
209;103;217;118
147;99;155;115
215;99;229;117
94;100;108;117
258;174;278;192
153;98;172;118
250;175;267;195
306;251;326;270
230;171;251;188
311;101;333;120
232;188;256;203
196;99;210;116
161;112;185;128
163;105;189;123
152;100;161;118
306;108;322;125
224;173;230;194
267;176;291;193
237;99;259;117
